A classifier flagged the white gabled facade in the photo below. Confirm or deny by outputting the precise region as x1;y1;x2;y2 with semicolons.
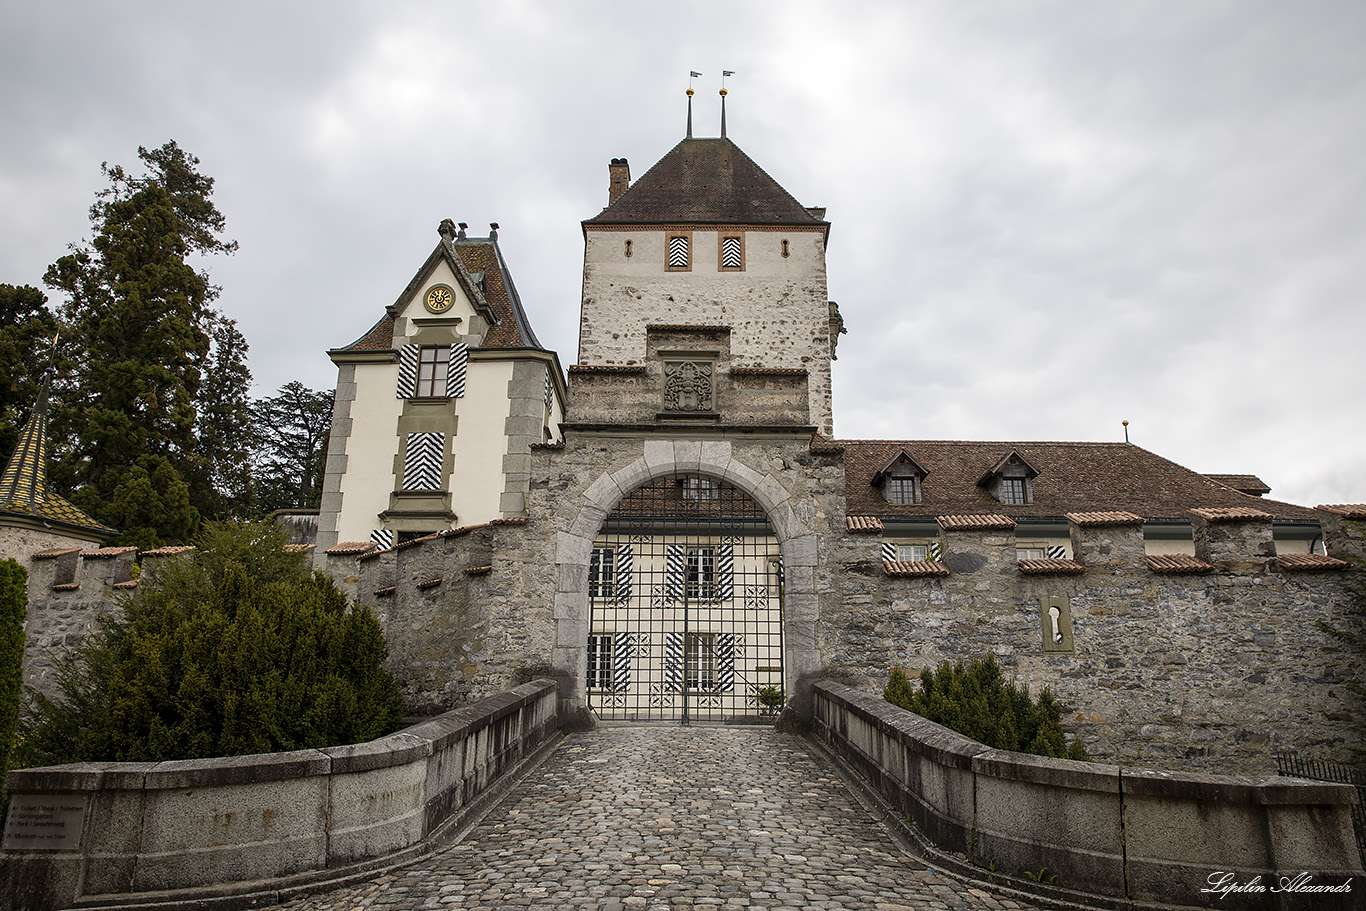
316;220;565;554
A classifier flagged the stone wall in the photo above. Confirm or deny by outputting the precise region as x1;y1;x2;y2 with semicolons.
828;509;1365;774
812;680;1360;910
0;680;559;911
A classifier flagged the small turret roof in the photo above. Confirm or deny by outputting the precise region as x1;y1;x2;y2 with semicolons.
0;387;114;539
584;138;826;227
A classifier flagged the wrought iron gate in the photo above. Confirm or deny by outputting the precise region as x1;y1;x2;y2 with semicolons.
587;474;784;722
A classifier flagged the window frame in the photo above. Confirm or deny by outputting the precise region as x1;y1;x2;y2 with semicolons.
589;547;616;600
665;231;693;271
415;345;450;398
686;546;717;601
1000;477;1028;506
718;232;745;271
884;476;921;505
587;633;615;691
684;632;719;691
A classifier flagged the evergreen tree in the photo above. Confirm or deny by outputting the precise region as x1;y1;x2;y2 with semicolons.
0;285;60;460
194;314;255;517
0;560;25;814
252;382;334;512
43;142;236;546
15;520;401;765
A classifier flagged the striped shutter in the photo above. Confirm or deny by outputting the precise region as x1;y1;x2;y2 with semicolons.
615;544;633;603
881;542;897;562
665;545;685;601
396;344;419;398
370;529;394;549
664;633;683;690
668;236;688;267
1047;544;1066;559
721;236;742;268
403;432;445;490
447;343;469;398
544;365;552;409
612;631;632;691
717;633;735;692
930;541;942;562
716;544;734;601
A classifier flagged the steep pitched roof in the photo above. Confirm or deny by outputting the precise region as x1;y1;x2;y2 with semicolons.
584;138;827;227
332;232;544;355
841;440;1316;523
0;387;114;539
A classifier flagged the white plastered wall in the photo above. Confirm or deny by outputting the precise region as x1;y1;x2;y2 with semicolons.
336;360;403;544
450;359;515;525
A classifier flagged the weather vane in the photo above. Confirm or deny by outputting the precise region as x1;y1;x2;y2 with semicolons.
720;70;734;138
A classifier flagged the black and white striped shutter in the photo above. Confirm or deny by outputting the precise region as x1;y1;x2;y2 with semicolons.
447;343;469;397
1047;544;1066;559
612;631;632;691
668;236;688;267
396;344;419;398
544;365;552;409
665;545;685;601
716;544;734;601
403;432;445;490
881;542;897;562
614;544;633;603
717;633;735;692
370;529;394;549
664;633;683;690
930;541;942;562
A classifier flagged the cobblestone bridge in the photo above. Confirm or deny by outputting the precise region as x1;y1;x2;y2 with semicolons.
270;725;1041;911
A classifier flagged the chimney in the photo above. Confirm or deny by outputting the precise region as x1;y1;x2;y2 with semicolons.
608;158;630;205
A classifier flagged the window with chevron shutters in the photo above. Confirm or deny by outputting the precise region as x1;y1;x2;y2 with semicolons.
396;344;467;398
402;432;445;490
666;234;690;270
719;234;743;270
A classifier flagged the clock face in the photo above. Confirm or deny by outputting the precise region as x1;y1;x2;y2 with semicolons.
424;285;454;314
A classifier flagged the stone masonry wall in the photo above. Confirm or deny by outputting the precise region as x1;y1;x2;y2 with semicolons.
828;511;1364;775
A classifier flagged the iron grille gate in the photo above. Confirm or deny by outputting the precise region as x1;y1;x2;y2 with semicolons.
587;474;784;722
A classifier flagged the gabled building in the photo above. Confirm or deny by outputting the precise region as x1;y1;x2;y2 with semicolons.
315;220;565;554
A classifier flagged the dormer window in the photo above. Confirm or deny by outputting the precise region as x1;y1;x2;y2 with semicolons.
978;450;1039;506
872;449;928;506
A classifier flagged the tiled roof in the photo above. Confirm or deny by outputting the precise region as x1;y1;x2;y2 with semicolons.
1190;507;1273;522
1065;511;1146;527
841;441;1317;523
585;139;827;227
569;365;648;374
730;367;808;376
647;324;731;333
333;235;543;354
81;546;138;559
884;559;950;578
845;516;884;533
416;577;442;590
325;541;378;556
938;514;1017;530
0;389;114;538
1018;558;1085;575
1318;504;1366;520
1205;473;1271;496
140;545;197;557
1277;553;1351;571
1147;554;1214;573
465;565;493;575
33;547;82;559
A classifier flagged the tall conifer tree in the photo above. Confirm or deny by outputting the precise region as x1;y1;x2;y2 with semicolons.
44;142;237;546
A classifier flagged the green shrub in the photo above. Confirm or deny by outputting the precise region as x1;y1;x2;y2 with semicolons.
884;656;1089;761
15;520;401;766
0;559;26;816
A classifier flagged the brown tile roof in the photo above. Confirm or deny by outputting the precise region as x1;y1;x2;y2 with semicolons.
1018;558;1085;575
845;516;884;533
885;559;950;578
1318;504;1366;519
1190;506;1274;522
416;577;442;590
585;139;827;227
81;546;138;559
325;541;378;556
373;586;396;597
569;365;648;375
1147;554;1214;573
1277;553;1351;571
647;324;731;333
33;547;82;559
840;441;1317;523
112;580;138;590
140;545;197;557
465;565;493;575
491;516;528;526
333;235;544;354
1065;511;1145;527
730;367;808;376
1205;474;1271;496
52;582;79;591
938;514;1017;530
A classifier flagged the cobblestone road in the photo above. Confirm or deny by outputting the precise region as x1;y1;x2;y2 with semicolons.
269;726;1041;911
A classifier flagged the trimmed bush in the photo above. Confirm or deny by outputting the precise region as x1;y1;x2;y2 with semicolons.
16;520;401;766
885;655;1089;761
0;559;25;816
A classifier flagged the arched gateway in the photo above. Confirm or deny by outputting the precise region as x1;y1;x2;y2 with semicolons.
587;474;783;721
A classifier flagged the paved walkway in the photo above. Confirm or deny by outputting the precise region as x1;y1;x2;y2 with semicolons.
269;726;1041;911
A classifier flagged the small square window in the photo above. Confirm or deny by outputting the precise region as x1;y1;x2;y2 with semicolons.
897;544;928;562
1017;547;1046;560
885;477;921;505
416;346;450;397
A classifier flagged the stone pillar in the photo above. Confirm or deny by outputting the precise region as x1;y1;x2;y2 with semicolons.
937;515;1018;578
1066;511;1146;571
1190;507;1275;571
1316;504;1366;561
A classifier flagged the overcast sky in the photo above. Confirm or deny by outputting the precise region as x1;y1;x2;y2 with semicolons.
3;1;1363;508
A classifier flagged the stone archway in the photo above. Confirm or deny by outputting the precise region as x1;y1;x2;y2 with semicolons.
552;440;819;715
